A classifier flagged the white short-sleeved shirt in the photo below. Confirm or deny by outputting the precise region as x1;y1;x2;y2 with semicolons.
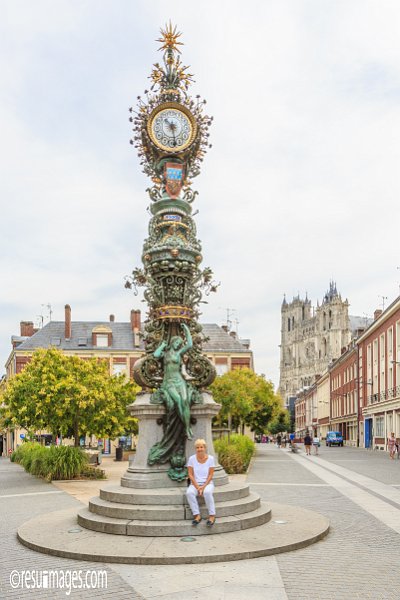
187;455;215;485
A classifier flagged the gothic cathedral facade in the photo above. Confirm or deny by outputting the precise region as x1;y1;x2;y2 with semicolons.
278;282;363;408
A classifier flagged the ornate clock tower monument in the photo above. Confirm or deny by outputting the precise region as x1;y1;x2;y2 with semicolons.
18;25;329;563
124;23;223;486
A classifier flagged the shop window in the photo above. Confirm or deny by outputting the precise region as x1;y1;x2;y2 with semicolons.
375;416;384;437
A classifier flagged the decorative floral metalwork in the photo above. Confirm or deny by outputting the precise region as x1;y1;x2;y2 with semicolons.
126;25;218;481
129;23;213;184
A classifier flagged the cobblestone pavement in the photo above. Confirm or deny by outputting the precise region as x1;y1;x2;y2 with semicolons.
2;444;400;599
248;444;400;600
0;458;143;599
305;442;400;485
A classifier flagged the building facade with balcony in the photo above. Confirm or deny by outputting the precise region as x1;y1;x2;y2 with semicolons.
357;298;400;450
329;344;358;446
295;383;317;437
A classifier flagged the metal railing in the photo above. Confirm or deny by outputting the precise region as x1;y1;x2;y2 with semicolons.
367;385;400;405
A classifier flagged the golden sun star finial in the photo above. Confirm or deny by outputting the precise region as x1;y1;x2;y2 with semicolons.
157;21;184;54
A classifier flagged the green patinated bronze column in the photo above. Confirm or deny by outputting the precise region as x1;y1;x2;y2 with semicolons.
126;24;218;482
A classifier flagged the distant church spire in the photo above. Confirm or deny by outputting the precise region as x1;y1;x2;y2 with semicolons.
324;280;339;303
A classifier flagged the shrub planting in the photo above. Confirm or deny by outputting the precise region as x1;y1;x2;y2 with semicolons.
213;434;255;474
11;443;88;481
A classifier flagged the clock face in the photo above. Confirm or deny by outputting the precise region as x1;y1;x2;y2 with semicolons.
148;105;196;152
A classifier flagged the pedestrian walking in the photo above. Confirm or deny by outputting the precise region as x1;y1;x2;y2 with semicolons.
276;434;282;448
387;432;397;460
304;432;312;456
312;435;320;455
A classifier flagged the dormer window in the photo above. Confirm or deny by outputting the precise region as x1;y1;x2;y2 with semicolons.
96;334;109;347
92;325;112;347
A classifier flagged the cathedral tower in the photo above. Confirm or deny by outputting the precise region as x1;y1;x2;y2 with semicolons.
279;282;352;408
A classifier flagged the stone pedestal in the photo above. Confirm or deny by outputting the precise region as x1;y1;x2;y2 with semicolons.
19;384;329;558
121;391;229;489
73;389;272;540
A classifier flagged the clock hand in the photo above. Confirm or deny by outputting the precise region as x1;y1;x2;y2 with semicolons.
165;119;177;146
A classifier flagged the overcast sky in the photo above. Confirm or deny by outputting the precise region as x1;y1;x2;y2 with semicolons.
1;0;400;387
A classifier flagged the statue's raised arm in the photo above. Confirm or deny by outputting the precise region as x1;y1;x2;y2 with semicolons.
153;340;167;359
179;323;193;355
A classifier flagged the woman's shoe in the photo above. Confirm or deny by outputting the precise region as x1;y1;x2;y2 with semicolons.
206;517;216;527
192;516;202;525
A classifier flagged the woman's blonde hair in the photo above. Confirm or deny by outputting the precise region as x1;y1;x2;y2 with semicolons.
194;438;207;448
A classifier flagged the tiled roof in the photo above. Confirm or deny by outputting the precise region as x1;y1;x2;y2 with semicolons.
202;324;249;352
16;322;250;354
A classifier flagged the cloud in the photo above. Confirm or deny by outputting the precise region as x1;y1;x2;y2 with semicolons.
2;0;400;386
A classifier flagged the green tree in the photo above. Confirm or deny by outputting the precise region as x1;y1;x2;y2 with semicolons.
245;380;281;435
211;368;280;434
2;348;139;446
268;408;291;435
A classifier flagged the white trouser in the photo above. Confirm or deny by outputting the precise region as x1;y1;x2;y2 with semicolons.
186;483;216;516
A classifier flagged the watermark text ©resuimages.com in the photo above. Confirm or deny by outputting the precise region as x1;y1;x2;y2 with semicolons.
10;568;108;596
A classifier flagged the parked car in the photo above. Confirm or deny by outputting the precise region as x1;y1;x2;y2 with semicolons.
326;431;343;447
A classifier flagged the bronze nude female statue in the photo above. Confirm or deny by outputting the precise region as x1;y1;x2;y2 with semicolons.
148;323;199;480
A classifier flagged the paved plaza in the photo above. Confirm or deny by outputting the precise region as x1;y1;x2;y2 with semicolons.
2;444;400;599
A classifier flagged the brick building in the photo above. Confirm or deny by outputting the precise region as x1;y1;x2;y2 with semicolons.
357;298;400;450
294;391;307;437
295;373;330;440
294;295;400;451
329;343;358;446
2;304;253;455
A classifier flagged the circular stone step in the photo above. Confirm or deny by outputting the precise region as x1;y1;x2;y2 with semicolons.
89;492;260;521
99;481;250;506
17;502;330;564
77;502;271;536
120;470;230;489
89;497;186;521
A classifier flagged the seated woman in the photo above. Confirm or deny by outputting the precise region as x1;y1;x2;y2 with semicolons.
186;438;216;526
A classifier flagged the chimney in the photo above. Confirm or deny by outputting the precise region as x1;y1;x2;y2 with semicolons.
109;314;115;322
65;304;72;339
20;321;35;337
374;309;383;321
131;309;141;347
131;309;141;331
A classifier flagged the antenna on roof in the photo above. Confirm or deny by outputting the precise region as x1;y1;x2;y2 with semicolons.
378;295;388;311
218;307;236;331
41;303;53;323
225;308;236;331
233;317;239;337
